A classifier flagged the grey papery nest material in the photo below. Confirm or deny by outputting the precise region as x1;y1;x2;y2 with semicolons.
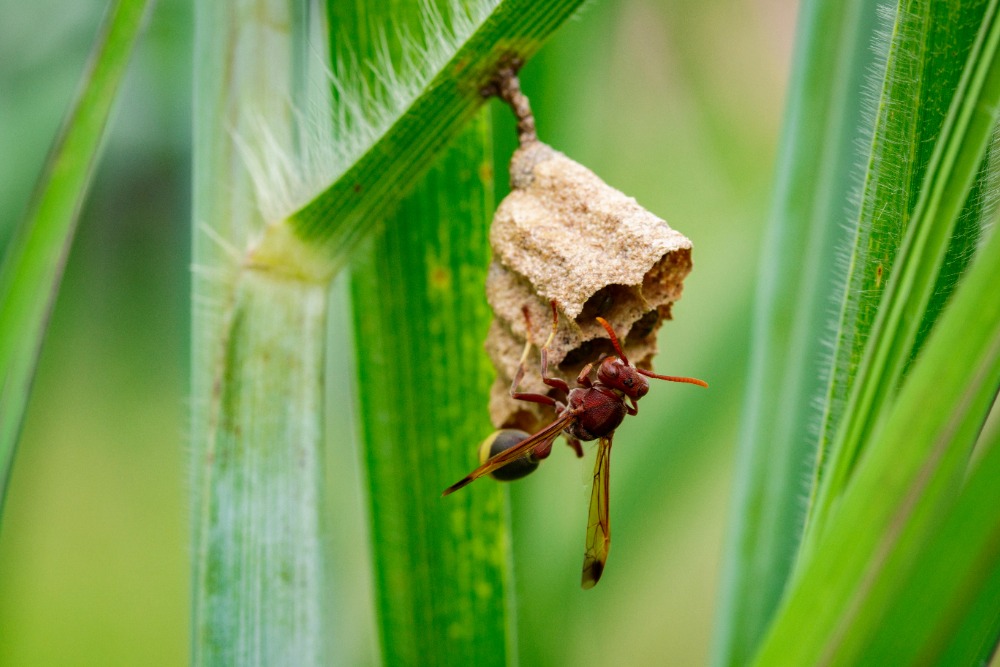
486;140;694;433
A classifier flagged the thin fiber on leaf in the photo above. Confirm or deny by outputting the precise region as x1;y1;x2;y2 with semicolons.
247;0;587;276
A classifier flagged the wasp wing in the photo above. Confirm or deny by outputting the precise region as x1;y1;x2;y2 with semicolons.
581;434;613;589
442;413;576;496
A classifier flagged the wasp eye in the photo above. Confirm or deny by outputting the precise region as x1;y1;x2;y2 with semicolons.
624;378;634;387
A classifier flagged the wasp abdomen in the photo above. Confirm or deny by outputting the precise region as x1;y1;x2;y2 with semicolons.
478;429;539;481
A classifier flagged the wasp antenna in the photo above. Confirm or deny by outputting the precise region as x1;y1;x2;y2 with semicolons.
637;368;708;388
595;317;629;365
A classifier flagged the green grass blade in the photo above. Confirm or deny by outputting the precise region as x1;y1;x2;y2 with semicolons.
815;0;992;484
751;202;1000;666
0;0;152;515
806;0;1000;544
334;2;514;661
858;432;1000;665
249;0;584;273
350;112;508;665
711;2;879;664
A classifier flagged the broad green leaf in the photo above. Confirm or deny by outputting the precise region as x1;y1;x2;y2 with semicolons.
350;112;508;664
752;196;1000;666
333;1;516;661
806;0;1000;545
711;2;879;664
0;0;152;517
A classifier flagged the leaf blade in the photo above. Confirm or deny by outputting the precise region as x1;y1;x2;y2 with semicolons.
806;0;1000;546
858;432;1000;665
349;111;512;664
711;2;880;663
0;0;153;514
814;0;993;488
752;179;1000;666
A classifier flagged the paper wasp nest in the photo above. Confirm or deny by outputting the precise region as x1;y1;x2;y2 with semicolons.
487;140;693;432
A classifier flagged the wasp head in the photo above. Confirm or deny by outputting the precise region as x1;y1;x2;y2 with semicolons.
597;357;649;399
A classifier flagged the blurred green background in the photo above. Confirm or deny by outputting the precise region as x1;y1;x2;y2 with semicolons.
0;0;793;664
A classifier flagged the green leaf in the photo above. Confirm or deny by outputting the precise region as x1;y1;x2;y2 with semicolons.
751;189;1000;666
330;1;524;661
249;0;585;274
806;0;1000;545
350;111;509;664
816;0;992;472
711;2;880;664
858;432;1000;665
0;0;153;515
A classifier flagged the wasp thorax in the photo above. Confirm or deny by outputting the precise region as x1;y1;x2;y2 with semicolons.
484;135;694;433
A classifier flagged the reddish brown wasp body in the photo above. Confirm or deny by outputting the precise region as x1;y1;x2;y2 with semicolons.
443;302;707;588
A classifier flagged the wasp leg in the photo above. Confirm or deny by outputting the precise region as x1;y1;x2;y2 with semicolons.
509;337;558;407
536;301;570;394
512;302;573;405
532;437;555;460
539;347;570;394
575;362;595;389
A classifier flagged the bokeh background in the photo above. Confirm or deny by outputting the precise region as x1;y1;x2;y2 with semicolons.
0;0;794;663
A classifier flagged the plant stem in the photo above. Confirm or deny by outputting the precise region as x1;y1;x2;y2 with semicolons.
192;269;330;665
190;0;334;662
